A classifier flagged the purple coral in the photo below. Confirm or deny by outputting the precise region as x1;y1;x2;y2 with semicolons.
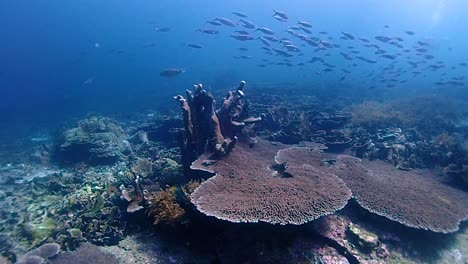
331;155;468;233
191;140;352;224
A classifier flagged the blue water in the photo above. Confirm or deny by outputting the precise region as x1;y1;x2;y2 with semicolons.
1;0;467;128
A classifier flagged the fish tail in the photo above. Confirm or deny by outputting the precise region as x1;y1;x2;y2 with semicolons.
272;9;277;16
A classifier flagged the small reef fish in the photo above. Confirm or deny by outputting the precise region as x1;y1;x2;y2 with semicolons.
239;19;256;29
235;30;249;35
206;20;222;26
405;30;415;35
299;27;312;34
341;32;355;40
83;77;95;85
195;28;219;34
160;68;185;77
187;44;203;49
298;21;312;28
256;27;275;35
231;34;255;41
155;27;172;32
273;16;288;22
215;18;237;27
232;12;248;18
258;37;271;46
272;9;288;20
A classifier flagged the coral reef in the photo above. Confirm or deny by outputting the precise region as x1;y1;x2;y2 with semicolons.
55;117;131;165
190;139;352;224
48;243;119;264
17;243;61;264
313;214;390;263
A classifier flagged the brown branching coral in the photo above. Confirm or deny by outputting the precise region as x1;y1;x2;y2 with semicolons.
174;81;262;172
146;187;185;226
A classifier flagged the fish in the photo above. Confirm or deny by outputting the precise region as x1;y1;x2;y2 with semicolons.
256;27;275;35
405;30;415;35
272;10;288;20
284;44;301;52
263;36;279;42
83;77;95;85
416;48;428;53
160;68;185;77
196;28;219;34
215;17;237;27
375;36;393;43
341;32;355;40
239;55;253;59
206;20;222;26
231;34;255;41
272;48;289;56
261;47;271;51
319;31;328;35
239;19;256;29
143;43;156;48
285;29;295;36
187;44;203;49
289;26;301;31
299;27;312;34
356;56;377;63
232;12;248;18
258;37;271;46
256;64;267;67
381;54;397;60
359;37;370;43
340;52;353;60
298;21;312;28
304;39;318;47
273;16;288;22
155;27;172;32
239;47;248;51
307;57;324;64
235;30;249;35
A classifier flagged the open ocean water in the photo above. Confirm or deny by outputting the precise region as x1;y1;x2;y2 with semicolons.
0;1;468;263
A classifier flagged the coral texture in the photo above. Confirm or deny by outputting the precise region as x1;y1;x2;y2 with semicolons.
190;139;352;224
331;155;468;233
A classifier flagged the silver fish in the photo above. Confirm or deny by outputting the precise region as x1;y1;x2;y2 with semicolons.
215;17;237;27
231;34;255;41
256;27;275;35
160;68;185;77
300;27;312;34
187;44;203;49
298;21;312;28
272;9;288;20
239;19;256;29
232;12;248;18
196;28;219;34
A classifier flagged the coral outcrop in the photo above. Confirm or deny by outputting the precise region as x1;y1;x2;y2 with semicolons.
56;117;131;165
174;81;261;172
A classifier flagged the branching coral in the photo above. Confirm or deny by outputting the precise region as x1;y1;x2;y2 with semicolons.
174;81;262;172
146;187;185;226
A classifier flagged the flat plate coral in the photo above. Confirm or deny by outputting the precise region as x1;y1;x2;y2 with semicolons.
190;139;352;225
